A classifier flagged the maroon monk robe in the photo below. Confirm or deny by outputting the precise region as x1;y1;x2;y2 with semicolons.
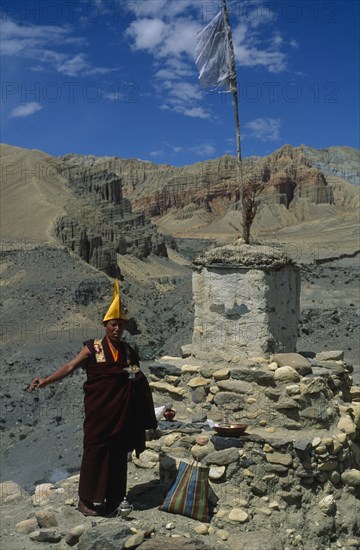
78;338;157;504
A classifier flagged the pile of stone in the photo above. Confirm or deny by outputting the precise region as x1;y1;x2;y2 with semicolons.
146;350;360;546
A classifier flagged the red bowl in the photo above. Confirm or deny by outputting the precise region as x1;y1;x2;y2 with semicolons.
213;423;248;437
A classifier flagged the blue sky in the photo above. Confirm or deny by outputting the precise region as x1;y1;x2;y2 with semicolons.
1;0;359;166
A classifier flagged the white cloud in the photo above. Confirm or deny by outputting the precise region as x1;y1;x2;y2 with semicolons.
159;99;210;119
149;140;215;160
125;11;207;117
124;2;292;119
150;149;165;157
1;17;111;76
158;18;199;58
164;142;183;153
1;18;69;43
128;0;196;19
153;57;196;87
127;17;200;59
154;68;177;80
244;117;281;142
56;53;112;77
153;63;211;119
130;0;169;18
232;23;287;73
127;18;166;50
236;45;286;73
191;144;216;156
166;81;201;101
181;106;210;119
9;102;43;118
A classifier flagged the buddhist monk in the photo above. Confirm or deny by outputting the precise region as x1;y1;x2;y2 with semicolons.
29;279;157;517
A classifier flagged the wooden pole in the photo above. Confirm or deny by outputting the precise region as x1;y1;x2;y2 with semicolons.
221;0;245;239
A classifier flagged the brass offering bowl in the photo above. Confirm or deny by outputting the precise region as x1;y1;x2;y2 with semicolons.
213;423;248;437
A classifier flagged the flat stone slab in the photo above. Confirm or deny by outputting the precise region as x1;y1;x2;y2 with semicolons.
187;376;212;388
231;368;275;386
211;433;265;450
273;353;312;375
29;530;62;543
211;435;244;450
205;448;239;466
149;381;185;397
181;364;200;374
316;350;344;361
313;363;346;376
149;363;182;378
217;379;253;394
157;420;203;432
193;242;295;268
213;368;230;381
266;452;293;467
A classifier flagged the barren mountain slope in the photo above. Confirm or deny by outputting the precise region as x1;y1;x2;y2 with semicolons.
2;143;359;247
0;144;73;242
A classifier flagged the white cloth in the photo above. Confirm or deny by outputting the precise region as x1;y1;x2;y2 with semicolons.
196;10;232;89
154;405;166;420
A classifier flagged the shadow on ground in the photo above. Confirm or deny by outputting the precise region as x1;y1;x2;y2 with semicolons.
128;479;165;510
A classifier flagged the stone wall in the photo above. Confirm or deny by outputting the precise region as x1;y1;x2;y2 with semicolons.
146;351;360;545
2;350;359;549
192;243;300;362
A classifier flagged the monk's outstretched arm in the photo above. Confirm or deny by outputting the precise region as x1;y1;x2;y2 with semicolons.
28;346;91;392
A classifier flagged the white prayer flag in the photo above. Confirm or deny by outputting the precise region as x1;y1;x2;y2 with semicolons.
196;10;232;89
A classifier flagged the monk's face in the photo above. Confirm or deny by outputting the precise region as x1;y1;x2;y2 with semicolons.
104;319;126;342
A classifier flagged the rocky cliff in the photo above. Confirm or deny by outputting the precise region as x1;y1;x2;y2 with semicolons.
56;145;358;235
55;157;167;275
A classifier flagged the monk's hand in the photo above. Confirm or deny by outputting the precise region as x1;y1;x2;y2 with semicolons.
28;377;47;392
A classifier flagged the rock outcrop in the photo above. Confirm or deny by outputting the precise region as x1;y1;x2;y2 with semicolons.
55;160;167;274
128;149;335;218
57;145;360;228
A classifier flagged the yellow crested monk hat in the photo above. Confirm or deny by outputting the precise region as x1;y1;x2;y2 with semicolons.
103;279;127;322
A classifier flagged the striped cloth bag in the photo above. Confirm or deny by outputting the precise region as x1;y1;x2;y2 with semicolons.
161;460;209;522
